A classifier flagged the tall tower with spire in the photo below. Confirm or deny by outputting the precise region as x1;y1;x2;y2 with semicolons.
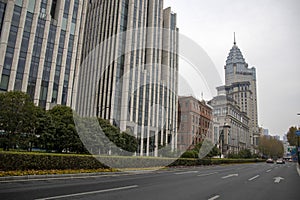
224;33;259;148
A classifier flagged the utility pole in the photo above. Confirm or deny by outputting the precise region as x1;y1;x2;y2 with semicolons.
297;114;300;164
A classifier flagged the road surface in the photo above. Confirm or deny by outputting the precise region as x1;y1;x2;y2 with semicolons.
1;162;299;200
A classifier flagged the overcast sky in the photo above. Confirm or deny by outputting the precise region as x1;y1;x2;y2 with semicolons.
164;0;300;138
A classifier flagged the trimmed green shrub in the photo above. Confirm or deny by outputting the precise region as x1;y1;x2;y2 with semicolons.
0;151;265;171
0;151;108;171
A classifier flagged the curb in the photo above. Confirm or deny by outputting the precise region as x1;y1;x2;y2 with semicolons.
297;163;300;177
0;171;127;182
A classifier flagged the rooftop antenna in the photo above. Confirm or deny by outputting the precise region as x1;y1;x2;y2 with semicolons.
234;32;236;45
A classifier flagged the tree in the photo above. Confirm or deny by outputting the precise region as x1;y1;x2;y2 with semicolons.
98;118;138;154
121;130;138;153
0;91;37;150
287;126;299;146
238;149;252;159
258;135;284;158
180;141;220;158
48;105;86;153
206;145;221;158
36;109;56;152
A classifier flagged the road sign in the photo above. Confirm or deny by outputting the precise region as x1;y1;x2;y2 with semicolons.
296;130;300;136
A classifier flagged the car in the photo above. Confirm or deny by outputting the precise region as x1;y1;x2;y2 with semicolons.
266;158;274;163
276;159;285;164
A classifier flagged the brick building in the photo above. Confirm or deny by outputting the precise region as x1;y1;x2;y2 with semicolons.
177;96;213;151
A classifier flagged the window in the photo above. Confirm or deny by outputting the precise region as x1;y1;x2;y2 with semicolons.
40;8;46;19
28;0;35;13
62;17;67;30
0;2;5;37
0;75;9;91
51;0;57;19
3;51;13;70
70;22;76;35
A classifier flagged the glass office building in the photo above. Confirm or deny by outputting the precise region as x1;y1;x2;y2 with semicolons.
76;0;179;156
0;0;87;109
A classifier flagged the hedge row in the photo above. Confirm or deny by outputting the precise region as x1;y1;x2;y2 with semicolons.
0;151;265;171
169;158;265;166
0;152;108;171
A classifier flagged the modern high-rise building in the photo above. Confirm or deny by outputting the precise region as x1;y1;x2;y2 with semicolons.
0;0;87;109
76;0;179;156
223;34;259;147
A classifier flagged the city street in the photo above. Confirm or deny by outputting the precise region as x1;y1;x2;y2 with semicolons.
1;162;299;200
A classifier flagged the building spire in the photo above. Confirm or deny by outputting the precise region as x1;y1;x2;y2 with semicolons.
234;32;236;45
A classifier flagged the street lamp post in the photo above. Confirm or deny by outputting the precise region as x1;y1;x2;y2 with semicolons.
219;123;231;158
231;138;235;154
297;114;300;164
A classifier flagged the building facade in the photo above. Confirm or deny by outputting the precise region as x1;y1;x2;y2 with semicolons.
0;0;87;109
263;128;269;136
76;0;179;156
224;35;259;148
209;86;250;156
177;96;213;151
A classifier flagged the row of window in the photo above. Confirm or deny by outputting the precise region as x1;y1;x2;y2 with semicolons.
0;5;21;91
0;1;80;107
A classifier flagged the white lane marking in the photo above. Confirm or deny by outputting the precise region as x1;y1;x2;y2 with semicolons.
174;171;198;175
35;185;138;200
221;174;238;179
248;175;260;181
208;195;220;200
273;177;284;183
266;169;272;173
198;172;218;177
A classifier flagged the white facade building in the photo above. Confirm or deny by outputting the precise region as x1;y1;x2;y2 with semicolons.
0;0;87;109
76;0;179;156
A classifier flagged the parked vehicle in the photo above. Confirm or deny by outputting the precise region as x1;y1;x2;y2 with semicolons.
266;158;274;163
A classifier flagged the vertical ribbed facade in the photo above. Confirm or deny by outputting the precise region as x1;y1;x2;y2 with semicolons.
76;0;178;156
0;0;87;109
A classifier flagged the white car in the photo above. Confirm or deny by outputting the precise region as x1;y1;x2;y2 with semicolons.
276;159;285;164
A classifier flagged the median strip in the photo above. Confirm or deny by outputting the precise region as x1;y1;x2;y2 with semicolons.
35;185;138;200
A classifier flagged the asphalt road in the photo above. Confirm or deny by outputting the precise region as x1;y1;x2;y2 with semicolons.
1;162;299;200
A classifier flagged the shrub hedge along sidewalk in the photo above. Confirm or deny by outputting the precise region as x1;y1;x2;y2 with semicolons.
0;151;264;176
